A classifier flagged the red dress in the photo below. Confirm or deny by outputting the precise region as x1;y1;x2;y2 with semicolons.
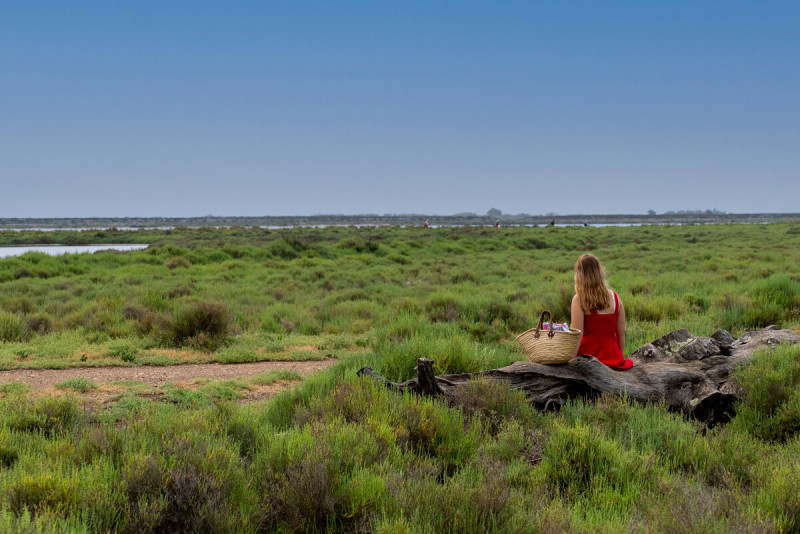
578;291;633;370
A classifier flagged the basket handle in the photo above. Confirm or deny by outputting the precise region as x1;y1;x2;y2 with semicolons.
534;310;556;339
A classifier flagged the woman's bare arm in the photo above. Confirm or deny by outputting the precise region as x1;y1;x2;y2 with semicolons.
570;295;584;357
616;298;626;354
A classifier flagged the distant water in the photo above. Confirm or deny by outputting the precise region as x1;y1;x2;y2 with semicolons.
6;227;175;232
1;221;770;233
0;244;149;258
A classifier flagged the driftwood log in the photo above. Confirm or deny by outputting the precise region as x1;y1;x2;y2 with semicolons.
358;327;800;426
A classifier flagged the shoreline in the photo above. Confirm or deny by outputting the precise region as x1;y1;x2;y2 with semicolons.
2;212;799;230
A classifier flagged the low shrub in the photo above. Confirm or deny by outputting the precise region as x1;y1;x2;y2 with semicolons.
0;382;30;395
703;426;765;488
7;473;77;518
685;292;709;312
167;285;193;299
6;396;81;436
730;344;800;441
170;301;231;351
373;312;427;345
450;271;478;284
270;240;301;260
295;380;390;427
121;304;161;335
213;345;261;364
742;301;785;328
165;256;191;269
396;394;482;475
719;303;744;333
515;236;549;250
376;330;480;382
750;275;800;311
0;311;30;342
266;440;340;532
426;293;460;323
122;436;249;533
626;295;683;323
542;284;574;323
541;422;652;512
26;314;53;335
73;424;125;466
751;455;800;532
106;339;139;362
139;291;170;312
4;297;34;314
387;254;410;265
56;377;97;393
450;378;535;435
0;429;18;469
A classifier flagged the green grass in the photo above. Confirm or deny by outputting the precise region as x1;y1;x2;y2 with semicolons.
55;378;97;393
248;370;302;385
1;224;799;370
1;223;800;531
3;351;796;532
0;382;30;396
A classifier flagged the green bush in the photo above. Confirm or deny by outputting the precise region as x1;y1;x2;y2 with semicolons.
426;293;460;323
373;312;428;345
56;377;97;393
4;297;34;314
742;301;785;328
5;396;81;436
750;275;800;311
165;256;191;269
450;378;535;435
751;456;800;532
0;382;30;395
296;379;391;427
542;284;574;323
0;429;18;469
170;301;231;351
376;330;479;381
394;393;482;475
106;339;139;362
719;302;744;332
26;314;53;335
6;475;84;525
0;311;30;342
122;437;250;533
730;344;800;442
541;422;652;512
73;424;125;466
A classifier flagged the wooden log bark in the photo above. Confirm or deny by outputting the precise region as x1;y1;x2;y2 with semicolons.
358;327;800;426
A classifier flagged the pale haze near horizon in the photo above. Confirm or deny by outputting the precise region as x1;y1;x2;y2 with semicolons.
1;1;798;218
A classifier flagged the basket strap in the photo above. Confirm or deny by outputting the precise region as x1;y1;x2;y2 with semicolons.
534;310;554;339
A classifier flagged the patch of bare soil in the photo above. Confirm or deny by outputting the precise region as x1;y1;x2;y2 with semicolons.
0;358;338;394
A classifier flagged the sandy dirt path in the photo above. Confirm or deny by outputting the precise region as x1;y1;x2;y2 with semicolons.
0;359;338;390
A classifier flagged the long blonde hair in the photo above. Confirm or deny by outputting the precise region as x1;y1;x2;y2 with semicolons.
574;254;612;314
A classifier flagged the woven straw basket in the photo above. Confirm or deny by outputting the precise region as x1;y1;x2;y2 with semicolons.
515;310;582;364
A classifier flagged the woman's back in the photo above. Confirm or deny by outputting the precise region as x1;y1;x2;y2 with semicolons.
571;253;633;370
579;291;625;366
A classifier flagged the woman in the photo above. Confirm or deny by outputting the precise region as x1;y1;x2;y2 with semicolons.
570;254;633;370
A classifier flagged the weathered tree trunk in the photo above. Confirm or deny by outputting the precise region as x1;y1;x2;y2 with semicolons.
357;327;800;426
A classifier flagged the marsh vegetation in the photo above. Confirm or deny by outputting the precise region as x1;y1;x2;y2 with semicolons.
1;223;799;532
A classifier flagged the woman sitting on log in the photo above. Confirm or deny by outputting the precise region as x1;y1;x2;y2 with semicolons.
570;254;634;370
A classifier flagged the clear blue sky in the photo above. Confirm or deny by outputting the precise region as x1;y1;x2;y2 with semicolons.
2;1;798;217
